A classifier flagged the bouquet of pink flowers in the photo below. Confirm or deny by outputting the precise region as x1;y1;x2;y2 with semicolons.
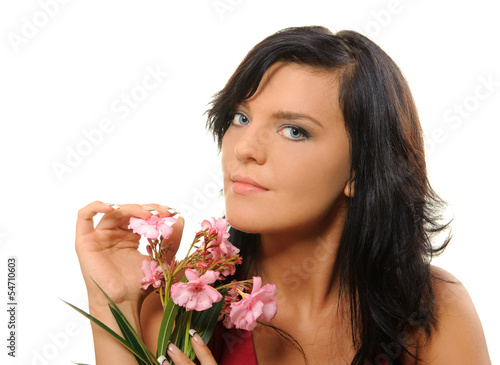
66;216;277;364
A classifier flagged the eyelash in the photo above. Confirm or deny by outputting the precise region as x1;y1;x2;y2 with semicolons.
280;125;310;141
230;112;311;141
231;112;250;126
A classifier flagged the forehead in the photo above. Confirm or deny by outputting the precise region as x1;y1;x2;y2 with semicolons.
242;62;344;125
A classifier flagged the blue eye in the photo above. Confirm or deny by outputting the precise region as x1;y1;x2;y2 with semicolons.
280;126;310;141
231;113;250;126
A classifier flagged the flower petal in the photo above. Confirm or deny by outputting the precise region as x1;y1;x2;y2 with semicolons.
171;283;192;306
160;224;174;239
251;276;262;293
198;270;220;285
185;269;200;282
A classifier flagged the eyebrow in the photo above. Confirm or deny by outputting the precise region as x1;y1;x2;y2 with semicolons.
237;102;324;129
272;110;324;129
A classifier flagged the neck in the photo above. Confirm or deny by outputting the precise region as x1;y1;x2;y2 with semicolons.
255;199;347;315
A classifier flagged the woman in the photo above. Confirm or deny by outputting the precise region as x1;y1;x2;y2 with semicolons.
76;26;491;364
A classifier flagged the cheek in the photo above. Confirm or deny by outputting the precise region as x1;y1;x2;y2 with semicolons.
275;152;350;221
220;130;351;233
225;151;349;234
220;131;234;176
221;130;239;205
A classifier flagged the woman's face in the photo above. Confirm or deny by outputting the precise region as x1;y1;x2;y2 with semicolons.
221;62;351;235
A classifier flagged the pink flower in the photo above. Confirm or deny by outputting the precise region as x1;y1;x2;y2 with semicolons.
201;217;230;244
139;259;165;290
223;313;234;329
201;218;239;268
228;277;277;331
218;285;241;327
128;216;177;240
219;266;234;277
220;239;239;256
170;269;223;311
208;240;240;263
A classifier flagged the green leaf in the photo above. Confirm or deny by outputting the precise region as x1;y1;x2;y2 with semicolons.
168;308;196;361
109;305;154;365
62;300;127;345
61;299;147;362
63;277;157;365
169;307;189;351
88;279;156;363
157;275;189;358
179;289;227;361
105;302;155;362
90;277;123;314
191;288;227;344
156;297;179;358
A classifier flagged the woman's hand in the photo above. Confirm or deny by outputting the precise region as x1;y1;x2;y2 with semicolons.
75;201;183;309
75;201;184;364
159;331;218;365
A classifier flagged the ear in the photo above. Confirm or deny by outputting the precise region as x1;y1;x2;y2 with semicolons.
343;179;354;198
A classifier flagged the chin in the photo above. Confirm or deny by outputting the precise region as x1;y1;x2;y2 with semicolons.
225;207;264;234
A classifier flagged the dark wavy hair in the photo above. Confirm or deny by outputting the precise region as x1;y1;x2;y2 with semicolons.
206;26;451;365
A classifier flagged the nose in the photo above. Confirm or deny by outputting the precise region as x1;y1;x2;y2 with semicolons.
234;124;269;165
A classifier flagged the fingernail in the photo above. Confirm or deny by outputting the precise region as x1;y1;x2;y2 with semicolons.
189;328;203;344
167;207;180;215
167;341;180;355
157;355;167;364
109;204;119;210
142;206;159;215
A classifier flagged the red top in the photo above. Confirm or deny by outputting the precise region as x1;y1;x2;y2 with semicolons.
213;325;257;365
212;324;389;364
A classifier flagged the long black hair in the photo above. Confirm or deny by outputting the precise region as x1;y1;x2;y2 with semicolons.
207;26;451;365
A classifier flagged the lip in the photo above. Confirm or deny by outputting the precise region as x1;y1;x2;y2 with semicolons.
231;175;269;195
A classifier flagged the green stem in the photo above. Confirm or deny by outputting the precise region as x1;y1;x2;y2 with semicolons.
165;279;171;304
158;260;170;303
184;311;193;352
172;234;203;278
159;286;165;309
215;278;254;291
185;232;204;257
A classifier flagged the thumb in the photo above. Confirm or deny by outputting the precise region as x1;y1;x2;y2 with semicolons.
162;216;184;262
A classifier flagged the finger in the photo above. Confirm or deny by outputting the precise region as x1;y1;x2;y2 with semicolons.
189;330;218;365
164;336;218;365
157;355;169;364
76;201;117;237
94;204;155;231
96;204;178;231
142;204;180;218
162;216;184;262
164;341;195;365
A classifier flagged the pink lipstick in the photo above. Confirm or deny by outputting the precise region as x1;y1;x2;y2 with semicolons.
231;175;268;195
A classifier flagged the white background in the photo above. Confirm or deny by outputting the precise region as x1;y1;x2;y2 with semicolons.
1;1;499;364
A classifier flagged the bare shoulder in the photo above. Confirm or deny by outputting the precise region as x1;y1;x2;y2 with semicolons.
415;265;491;364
